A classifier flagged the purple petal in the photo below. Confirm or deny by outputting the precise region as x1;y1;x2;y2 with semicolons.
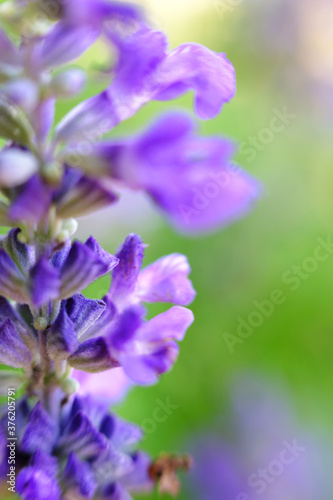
59;410;108;460
122;452;153;492
109;27;167;120
0;297;36;350
55;91;118;143
86;236;118;269
17;450;60;500
68;337;119;373
17;467;61;500
30;449;59;477
64;142;121;176
1;228;35;275
47;306;78;361
107;306;144;351
29;258;61;307
21;402;57;454
120;306;194;385
73;368;131;402
60;239;118;299
166;162;261;234
51;238;71;270
137;254;196;306
110;416;142;451
79;295;117;342
109;26;236;120
72;113;193;182
129;111;195;161
62;0;143;29
56;174;118;219
9;175;52;225
109;234;145;309
154;44;236;119
99;414;115;438
0;319;32;368
101;482;132;500
137;306;194;343
65;294;106;338
121;342;179;386
2;78;39;113
122;112;261;233
32;97;56;141
63;452;97;499
0;29;19;66
38;23;99;68
0;148;38;187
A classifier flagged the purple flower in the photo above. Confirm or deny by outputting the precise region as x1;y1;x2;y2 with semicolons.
0;79;39;113
69;302;193;384
112;304;194;385
58;0;143;30
0;148;39;188
0;231;193;382
58;236;118;299
63;234;195;384
109;25;236;121
0;28;19;67
109;234;196;310
68;112;260;233
35;22;100;69
0;319;32;368
119;113;260;233
1;395;152;500
63;452;97;499
56;26;236;141
9;175;53;225
55;91;118;144
0;8;258;238
16;451;61;500
54;167;119;220
4;163;118;227
73;367;131;403
0;230;118;308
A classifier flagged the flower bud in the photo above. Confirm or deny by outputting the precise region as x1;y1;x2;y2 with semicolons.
41;160;63;185
60;377;80;395
0;148;39;187
2;78;39;112
57;218;78;242
33;317;49;331
50;69;86;98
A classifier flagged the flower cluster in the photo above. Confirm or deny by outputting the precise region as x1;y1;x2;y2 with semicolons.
0;0;260;498
0;229;195;385
1;394;152;499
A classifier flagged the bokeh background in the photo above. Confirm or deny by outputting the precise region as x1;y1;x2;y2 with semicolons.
3;0;333;498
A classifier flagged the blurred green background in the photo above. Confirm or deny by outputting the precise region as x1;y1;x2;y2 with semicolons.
2;0;333;498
